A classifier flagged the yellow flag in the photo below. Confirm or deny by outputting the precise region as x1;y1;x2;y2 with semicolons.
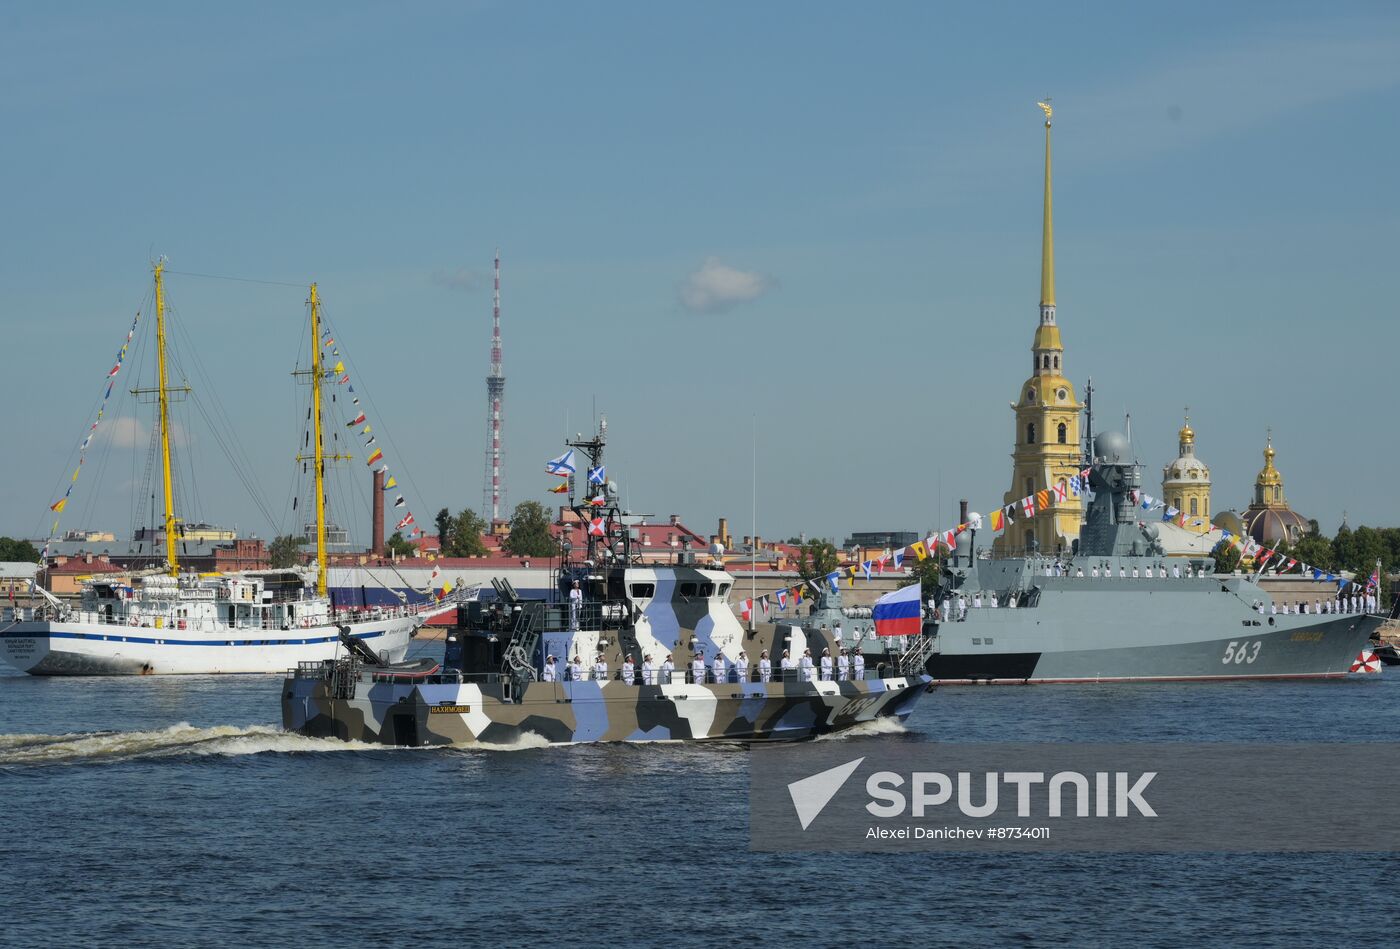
912;541;928;561
333;361;345;374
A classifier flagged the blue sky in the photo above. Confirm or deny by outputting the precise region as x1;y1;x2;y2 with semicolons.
3;1;1398;547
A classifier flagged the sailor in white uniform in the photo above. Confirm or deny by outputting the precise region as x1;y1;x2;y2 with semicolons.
779;649;795;680
621;656;635;685
819;648;833;681
542;654;558;683
568;580;583;631
800;649;815;682
836;648;850;681
734;650;748;683
972;593;982;609
691;652;706;684
833;621;844;645
568;655;583;682
642;654;656;685
852;651;865;681
593;654;608;681
711;652;727;685
758;650;772;682
660;654;674;684
1172;563;1180;579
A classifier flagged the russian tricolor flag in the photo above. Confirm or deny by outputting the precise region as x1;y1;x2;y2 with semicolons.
873;584;922;638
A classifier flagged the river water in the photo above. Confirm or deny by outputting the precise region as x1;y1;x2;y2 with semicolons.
3;642;1398;948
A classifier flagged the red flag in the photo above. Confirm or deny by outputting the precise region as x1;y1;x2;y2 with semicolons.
589;517;605;536
396;513;414;529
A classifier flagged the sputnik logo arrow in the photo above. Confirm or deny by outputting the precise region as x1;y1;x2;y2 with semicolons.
787;756;865;830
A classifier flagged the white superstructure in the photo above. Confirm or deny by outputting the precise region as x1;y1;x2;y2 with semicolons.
0;569;440;675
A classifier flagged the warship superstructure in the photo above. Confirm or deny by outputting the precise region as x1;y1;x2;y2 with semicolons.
283;422;933;744
845;431;1383;684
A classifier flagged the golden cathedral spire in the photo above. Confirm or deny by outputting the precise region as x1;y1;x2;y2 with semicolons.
1037;99;1055;312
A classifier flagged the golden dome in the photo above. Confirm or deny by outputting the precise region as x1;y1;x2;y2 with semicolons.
1255;432;1282;489
1178;412;1194;445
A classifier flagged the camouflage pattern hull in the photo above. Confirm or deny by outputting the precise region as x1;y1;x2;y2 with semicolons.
281;672;931;745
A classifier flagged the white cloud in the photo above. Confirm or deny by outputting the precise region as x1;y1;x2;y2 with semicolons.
99;417;190;449
430;266;482;292
103;417;147;449
678;257;774;314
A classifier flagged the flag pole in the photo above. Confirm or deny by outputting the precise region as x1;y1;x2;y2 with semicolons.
750;414;756;634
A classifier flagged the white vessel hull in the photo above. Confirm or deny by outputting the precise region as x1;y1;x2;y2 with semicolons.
0;616;417;675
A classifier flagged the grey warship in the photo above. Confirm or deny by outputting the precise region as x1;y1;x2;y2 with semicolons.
282;422;932;744
847;430;1382;684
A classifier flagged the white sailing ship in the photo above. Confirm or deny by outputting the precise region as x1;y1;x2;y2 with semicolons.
1;265;457;675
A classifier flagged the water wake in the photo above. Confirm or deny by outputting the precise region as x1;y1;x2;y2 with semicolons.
814;717;910;741
0;723;380;767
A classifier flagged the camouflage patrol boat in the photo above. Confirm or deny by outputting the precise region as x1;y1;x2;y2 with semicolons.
843;430;1384;684
282;422;933;745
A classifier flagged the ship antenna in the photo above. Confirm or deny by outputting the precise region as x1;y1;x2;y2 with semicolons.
1083;377;1094;465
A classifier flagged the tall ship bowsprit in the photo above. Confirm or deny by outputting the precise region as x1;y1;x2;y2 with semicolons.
283;420;933;745
1;266;460;676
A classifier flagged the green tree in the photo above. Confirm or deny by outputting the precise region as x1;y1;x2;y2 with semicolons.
796;539;840;583
0;537;40;563
445;508;488;557
898;549;944;592
268;534;306;568
1289;531;1335;573
1211;540;1241;574
503;501;558;558
385;531;416;559
434;508;454;555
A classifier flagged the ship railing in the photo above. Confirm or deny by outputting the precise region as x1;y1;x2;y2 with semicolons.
551;668;882;685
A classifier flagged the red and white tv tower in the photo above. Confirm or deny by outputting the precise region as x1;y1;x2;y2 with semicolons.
484;249;506;526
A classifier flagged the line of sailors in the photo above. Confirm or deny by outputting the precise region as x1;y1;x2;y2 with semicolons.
1044;561;1205;579
539;646;866;684
933;592;1024;621
1253;592;1378;615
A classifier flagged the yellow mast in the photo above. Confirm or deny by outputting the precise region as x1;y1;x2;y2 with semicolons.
1038;99;1055;308
154;261;180;576
308;283;329;597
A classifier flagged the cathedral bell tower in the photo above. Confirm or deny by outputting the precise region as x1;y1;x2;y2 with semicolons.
994;101;1084;556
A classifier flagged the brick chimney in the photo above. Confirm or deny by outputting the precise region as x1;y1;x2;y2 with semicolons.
372;468;385;555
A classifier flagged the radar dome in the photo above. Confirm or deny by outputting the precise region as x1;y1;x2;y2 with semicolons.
709;542;725;558
1095;431;1130;464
